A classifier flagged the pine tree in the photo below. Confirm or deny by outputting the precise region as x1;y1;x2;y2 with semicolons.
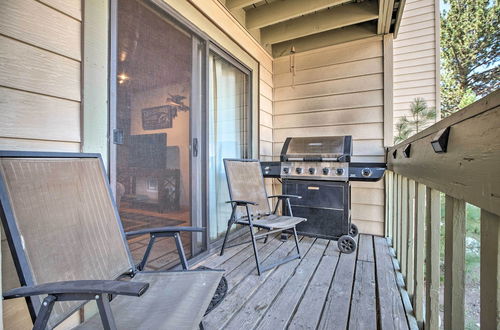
394;98;436;144
440;0;499;117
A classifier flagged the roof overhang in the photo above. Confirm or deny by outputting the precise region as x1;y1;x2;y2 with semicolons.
221;0;406;57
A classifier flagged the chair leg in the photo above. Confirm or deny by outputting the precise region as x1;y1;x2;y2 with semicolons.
220;206;236;256
174;232;189;270
292;226;301;258
139;235;156;271
33;295;56;330
249;225;262;275
96;294;117;330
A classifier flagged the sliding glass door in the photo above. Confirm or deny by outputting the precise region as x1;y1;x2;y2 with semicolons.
208;50;251;242
110;1;253;257
110;0;204;269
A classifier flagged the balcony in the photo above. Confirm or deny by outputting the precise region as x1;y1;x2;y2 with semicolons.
196;233;409;329
385;90;500;329
1;0;498;329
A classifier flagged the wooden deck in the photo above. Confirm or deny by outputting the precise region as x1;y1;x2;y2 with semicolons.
197;234;411;330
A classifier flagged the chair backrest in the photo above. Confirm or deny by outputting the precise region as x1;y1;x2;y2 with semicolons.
0;152;134;328
223;159;271;218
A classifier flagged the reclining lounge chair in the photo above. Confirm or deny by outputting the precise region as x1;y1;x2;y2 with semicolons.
0;151;223;330
220;159;307;275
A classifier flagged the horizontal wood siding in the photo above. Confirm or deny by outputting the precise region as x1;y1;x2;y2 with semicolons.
0;1;82;328
393;0;439;135
0;0;82;152
273;37;385;236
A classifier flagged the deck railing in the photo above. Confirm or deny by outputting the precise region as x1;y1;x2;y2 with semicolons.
385;90;500;329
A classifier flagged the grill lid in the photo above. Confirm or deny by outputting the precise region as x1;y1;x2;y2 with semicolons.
280;136;352;162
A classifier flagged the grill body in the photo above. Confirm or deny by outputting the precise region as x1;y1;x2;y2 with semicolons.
261;135;385;244
283;179;350;240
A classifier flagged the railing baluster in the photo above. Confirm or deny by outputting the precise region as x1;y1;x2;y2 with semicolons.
396;175;402;257
401;177;408;277
413;183;425;325
386;172;394;240
393;174;399;252
425;188;440;329
385;172;389;237
406;179;415;298
444;195;465;330
480;209;499;329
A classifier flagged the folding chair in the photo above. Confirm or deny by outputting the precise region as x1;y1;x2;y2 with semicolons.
0;151;223;330
220;159;306;275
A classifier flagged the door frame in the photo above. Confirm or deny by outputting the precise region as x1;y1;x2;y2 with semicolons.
109;0;255;261
206;42;253;247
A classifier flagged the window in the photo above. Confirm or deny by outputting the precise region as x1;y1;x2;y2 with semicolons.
208;51;251;241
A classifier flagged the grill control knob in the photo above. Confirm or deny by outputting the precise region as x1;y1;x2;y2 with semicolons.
283;167;289;174
361;168;372;177
296;167;303;174
308;168;316;175
322;168;330;175
336;168;344;176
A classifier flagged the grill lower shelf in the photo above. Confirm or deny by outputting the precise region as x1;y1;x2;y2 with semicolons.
283;179;350;240
290;206;350;240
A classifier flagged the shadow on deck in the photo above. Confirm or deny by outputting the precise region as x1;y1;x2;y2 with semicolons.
197;234;411;330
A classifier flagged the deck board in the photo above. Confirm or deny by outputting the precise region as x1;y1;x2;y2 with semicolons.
288;241;340;329
255;238;329;329
317;236;359;330
200;234;410;329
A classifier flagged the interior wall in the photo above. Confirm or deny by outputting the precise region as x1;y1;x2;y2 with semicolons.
164;0;275;193
273;37;386;236
393;0;440;133
129;84;191;207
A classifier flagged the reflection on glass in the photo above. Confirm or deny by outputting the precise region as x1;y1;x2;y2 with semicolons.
116;0;192;268
208;52;250;241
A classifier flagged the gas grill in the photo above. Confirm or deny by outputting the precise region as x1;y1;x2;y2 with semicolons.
261;136;386;253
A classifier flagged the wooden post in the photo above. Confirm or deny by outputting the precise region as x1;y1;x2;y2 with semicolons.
396;175;403;262
396;175;402;255
400;177;408;276
393;174;399;249
386;172;394;239
444;195;465;330
413;183;425;324
385;172;389;237
425;188;440;329
406;179;415;298
480;210;499;329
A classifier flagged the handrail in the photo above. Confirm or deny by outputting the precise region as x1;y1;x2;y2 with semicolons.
387;89;500;215
384;91;500;330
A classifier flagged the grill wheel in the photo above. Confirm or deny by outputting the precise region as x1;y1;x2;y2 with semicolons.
338;235;356;254
349;223;358;237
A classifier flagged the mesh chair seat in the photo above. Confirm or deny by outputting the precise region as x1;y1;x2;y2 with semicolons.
237;214;306;230
76;271;222;330
221;159;306;275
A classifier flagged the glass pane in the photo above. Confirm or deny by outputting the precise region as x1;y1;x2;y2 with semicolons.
208;52;249;241
116;0;192;269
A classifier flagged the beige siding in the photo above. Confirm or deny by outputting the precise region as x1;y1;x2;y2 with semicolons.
273;37;386;236
0;0;82;328
393;0;440;134
0;0;82;152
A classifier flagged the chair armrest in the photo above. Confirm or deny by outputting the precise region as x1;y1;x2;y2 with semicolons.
225;200;258;205
3;280;149;299
268;194;302;199
126;226;205;238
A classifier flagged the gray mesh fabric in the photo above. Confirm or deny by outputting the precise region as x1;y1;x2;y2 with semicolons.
0;158;133;328
236;214;306;229
76;270;223;330
224;160;271;218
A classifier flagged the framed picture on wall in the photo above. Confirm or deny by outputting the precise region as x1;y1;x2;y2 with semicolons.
141;105;174;130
